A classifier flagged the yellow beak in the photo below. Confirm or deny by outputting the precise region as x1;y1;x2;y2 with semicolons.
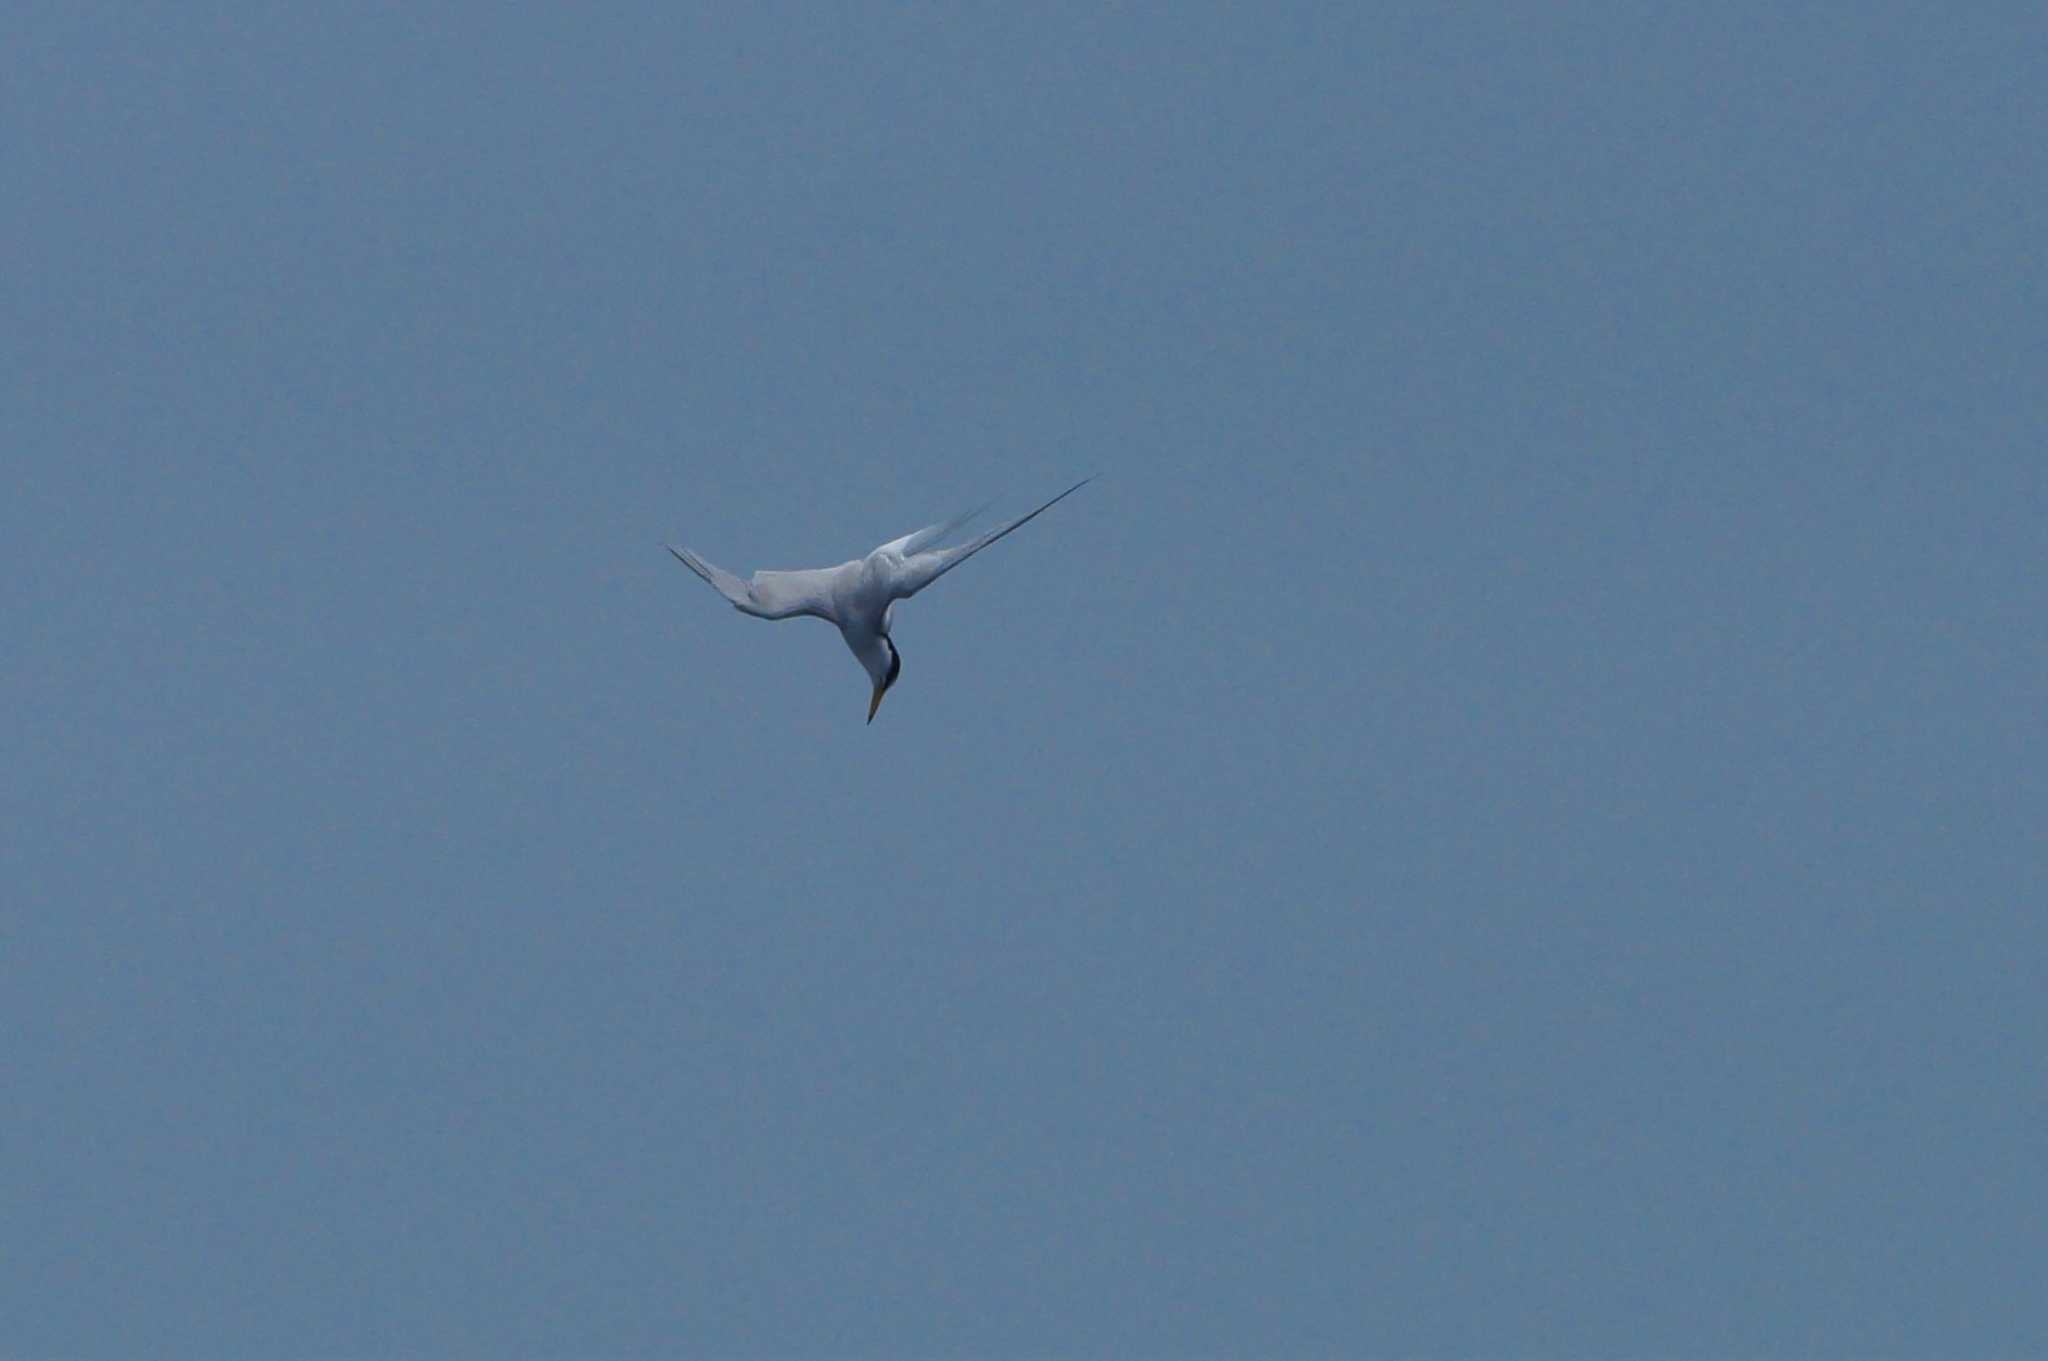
867;683;887;724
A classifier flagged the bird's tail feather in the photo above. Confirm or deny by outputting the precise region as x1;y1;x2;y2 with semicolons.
892;502;993;557
666;544;754;611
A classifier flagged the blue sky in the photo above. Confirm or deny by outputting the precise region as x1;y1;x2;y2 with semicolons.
5;5;2044;1356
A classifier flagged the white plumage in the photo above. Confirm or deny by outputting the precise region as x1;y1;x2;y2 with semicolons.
668;479;1091;723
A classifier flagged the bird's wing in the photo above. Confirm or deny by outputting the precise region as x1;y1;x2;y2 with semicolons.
874;501;993;559
667;546;842;622
884;478;1092;601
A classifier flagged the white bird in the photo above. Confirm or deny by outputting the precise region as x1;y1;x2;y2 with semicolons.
667;478;1092;723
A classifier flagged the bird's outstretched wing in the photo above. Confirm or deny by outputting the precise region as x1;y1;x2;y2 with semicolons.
885;478;1092;601
667;546;841;622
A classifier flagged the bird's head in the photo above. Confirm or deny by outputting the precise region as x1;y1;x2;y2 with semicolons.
866;635;902;724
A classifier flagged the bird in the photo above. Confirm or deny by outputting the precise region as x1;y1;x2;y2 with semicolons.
667;478;1091;724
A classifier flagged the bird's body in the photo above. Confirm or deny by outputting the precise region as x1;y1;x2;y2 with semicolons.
667;479;1089;722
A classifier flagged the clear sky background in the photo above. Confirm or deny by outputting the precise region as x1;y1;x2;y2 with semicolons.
4;5;2044;1357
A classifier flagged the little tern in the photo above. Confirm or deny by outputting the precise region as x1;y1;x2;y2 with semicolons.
667;478;1091;723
